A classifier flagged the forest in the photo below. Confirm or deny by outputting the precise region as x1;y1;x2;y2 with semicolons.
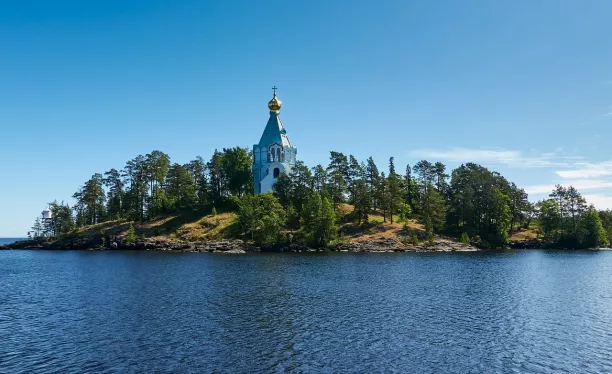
30;147;611;249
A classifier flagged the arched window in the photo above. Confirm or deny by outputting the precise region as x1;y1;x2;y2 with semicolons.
276;148;281;161
273;168;280;178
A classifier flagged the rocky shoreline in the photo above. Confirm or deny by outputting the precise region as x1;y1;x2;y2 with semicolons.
0;236;480;253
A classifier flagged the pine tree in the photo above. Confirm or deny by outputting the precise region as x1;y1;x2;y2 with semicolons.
326;151;349;208
366;157;381;210
386;157;402;224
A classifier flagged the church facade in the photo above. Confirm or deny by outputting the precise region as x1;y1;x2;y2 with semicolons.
252;88;297;194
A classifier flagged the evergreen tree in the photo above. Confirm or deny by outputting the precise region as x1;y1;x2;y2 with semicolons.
207;149;225;204
185;156;209;209
366;157;381;210
489;188;512;246
326;151;349;208
31;217;43;238
236;193;286;245
536;199;561;241
312;165;327;193
103;168;124;220
301;192;337;246
580;207;609;248
165;163;198;211
352;178;371;225
221;147;253;197
385;157;403;224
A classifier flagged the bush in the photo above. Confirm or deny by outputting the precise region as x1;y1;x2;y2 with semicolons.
125;223;138;244
460;232;470;245
426;228;434;247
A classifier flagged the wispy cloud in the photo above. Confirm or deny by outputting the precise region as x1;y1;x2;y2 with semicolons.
409;147;575;168
525;180;612;195
555;161;612;179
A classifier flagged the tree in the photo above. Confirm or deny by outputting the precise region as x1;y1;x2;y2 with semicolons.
366;157;381;210
326;151;349;208
185;156;209;209
122;155;149;221
548;185;587;242
385;157;403;224
488;188;511;247
221;147;253;197
46;201;74;236
536;199;561;241
236;193;286;245
414;160;446;232
273;172;293;208
73;173;106;226
434;162;449;194
352;178;371;225
207;149;225;204
165;163;198;211
301;192;338;246
580;207;609;248
31;217;43;238
312;165;326;193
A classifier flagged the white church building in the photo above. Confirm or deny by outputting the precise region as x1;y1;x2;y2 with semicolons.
252;87;297;194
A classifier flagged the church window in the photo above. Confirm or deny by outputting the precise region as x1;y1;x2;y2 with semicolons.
273;168;280;178
276;148;281;161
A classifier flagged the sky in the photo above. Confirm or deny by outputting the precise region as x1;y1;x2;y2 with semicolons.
1;0;612;236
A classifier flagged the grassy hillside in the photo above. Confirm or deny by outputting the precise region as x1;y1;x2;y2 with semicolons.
65;204;434;247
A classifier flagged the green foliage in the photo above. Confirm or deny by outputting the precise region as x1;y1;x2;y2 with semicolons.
211;207;217;216
125;223;138;244
460;232;470;245
236;193;286;245
40;141;612;252
73;173;106;226
426;227;434;247
535;186;604;248
580;208;609;248
536;199;561;241
384;157;403;224
301;192;338;246
402;226;419;246
489;188;511;247
326;151;349;207
165;163;198;211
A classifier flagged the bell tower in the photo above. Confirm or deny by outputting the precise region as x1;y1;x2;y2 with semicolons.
252;87;298;194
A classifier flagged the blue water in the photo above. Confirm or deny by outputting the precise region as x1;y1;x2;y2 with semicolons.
1;250;612;373
0;238;26;245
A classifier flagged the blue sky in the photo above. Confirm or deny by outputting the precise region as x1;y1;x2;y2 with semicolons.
1;0;612;236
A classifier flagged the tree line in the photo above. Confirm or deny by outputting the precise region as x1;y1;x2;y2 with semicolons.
30;147;611;249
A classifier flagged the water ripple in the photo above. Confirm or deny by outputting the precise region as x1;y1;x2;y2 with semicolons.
1;250;612;373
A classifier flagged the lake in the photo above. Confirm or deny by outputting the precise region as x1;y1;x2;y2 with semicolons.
1;250;611;373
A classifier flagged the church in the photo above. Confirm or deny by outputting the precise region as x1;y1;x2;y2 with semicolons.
252;87;298;194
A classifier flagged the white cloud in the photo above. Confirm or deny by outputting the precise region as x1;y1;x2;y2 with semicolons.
525;180;612;195
555;161;612;179
584;194;612;210
409;147;573;168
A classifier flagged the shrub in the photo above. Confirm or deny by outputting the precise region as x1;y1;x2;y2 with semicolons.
460;232;470;245
125;223;138;244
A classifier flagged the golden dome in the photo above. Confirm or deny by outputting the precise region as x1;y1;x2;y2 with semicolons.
268;86;282;112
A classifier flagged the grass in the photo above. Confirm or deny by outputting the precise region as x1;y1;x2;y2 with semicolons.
509;227;539;241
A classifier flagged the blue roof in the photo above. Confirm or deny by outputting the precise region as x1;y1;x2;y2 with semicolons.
258;111;293;148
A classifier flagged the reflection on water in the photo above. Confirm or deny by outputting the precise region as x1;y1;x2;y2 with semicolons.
1;250;611;373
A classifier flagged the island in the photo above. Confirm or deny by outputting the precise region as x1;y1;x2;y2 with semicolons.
5;90;611;252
